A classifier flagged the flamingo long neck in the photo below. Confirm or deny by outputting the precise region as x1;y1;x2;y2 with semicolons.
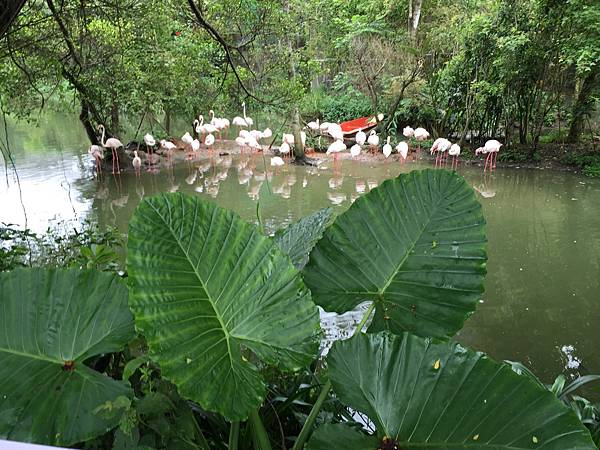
387;136;391;144
100;126;106;146
243;103;247;119
199;115;204;126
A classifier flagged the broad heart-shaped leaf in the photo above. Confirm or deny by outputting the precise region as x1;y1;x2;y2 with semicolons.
303;169;486;339
127;193;320;421
307;424;378;449
0;268;134;446
308;332;596;450
273;207;333;269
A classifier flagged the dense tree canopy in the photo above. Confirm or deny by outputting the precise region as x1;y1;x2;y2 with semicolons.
0;0;598;145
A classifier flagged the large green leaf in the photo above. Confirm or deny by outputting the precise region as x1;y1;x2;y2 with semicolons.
273;207;333;269
127;193;320;421
307;332;596;450
303;169;486;339
0;268;134;446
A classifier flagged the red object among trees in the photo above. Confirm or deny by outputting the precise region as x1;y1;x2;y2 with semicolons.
339;116;378;136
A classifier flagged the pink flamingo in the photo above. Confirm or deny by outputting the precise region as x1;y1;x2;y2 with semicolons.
475;139;502;171
98;125;123;174
413;127;430;156
132;150;142;177
449;144;461;169
430;138;451;168
88;145;104;176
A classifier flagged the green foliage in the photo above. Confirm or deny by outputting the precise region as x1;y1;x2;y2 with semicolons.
0;268;134;446
0;170;596;449
308;332;596;449
301;87;373;123
303;169;487;339
127;193;321;421
562;152;600;177
0;221;123;272
273;207;333;270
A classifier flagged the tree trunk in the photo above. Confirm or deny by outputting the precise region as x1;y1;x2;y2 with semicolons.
568;67;599;142
0;0;27;39
408;0;423;39
292;106;305;159
79;99;99;145
165;109;171;135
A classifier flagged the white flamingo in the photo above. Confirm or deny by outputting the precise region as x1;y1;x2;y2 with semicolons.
279;141;291;160
326;139;346;164
476;139;502;171
449;143;461;169
98;125;123;174
413;127;430;154
350;144;361;158
205;133;215;154
132;150;142;177
355;130;367;146
367;130;379;154
144;133;156;169
382;136;392;158
396;142;408;163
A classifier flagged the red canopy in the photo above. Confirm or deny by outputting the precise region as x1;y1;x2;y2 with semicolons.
340;116;378;135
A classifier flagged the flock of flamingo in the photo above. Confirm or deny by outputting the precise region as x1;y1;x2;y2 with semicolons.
88;105;504;179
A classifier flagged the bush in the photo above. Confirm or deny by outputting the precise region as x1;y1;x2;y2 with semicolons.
300;87;373;123
562;152;600;177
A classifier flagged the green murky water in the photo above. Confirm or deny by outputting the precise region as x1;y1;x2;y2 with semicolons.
2;115;599;389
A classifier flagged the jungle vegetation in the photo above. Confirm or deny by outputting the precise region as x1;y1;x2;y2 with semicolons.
0;0;598;153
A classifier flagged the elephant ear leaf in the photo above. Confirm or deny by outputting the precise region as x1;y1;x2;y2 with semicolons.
303;169;487;339
127;193;320;421
307;332;596;450
274;207;333;269
0;268;134;447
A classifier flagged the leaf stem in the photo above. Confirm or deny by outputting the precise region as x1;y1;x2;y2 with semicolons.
291;378;331;450
354;301;376;335
291;301;376;450
229;421;240;450
249;409;273;450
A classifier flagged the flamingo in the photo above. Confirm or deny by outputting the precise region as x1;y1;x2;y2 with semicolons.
350;144;361;158
205;133;215;155
476;139;502;171
382;136;392;158
430;137;451;167
449;144;461;169
270;156;285;174
221;117;231;139
242;102;253;127
396;142;408;164
98;125;123;174
160;140;177;165
144;133;156;169
355;130;367;146
367;130;379;154
262;128;272;139
191;139;200;160
413;127;430;155
326;139;346;165
235;135;248;153
132;150;142;177
88;145;104;176
403;126;414;139
279;141;291;161
307;119;320;131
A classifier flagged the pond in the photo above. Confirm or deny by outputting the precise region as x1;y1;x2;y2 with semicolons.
1;115;599;390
